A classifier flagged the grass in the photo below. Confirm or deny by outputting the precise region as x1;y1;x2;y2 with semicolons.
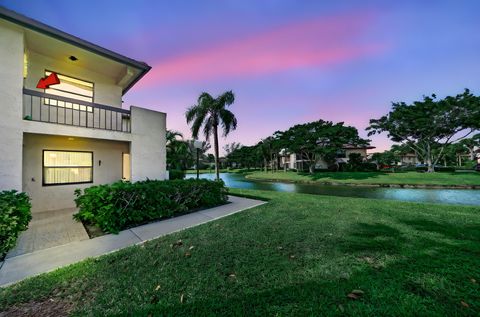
1;190;480;315
245;171;480;186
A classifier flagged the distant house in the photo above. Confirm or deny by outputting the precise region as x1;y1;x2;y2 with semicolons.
280;145;375;171
398;151;476;166
399;153;419;165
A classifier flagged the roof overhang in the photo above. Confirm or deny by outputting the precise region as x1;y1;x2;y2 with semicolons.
0;6;151;94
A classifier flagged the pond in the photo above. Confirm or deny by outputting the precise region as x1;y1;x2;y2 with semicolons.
186;172;480;206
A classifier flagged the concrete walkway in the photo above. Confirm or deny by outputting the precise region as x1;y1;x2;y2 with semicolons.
0;195;265;287
6;208;89;259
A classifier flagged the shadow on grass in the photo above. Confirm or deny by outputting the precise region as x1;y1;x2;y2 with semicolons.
400;219;480;242
126;219;479;316
340;222;405;254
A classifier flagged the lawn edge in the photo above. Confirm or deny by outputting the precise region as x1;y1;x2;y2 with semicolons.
244;176;480;189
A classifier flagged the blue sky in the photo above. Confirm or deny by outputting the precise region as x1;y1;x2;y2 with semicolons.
2;0;479;151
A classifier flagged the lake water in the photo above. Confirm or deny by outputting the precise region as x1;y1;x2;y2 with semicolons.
186;172;480;206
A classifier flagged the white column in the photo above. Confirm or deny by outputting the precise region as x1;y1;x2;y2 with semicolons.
0;23;24;191
130;106;167;181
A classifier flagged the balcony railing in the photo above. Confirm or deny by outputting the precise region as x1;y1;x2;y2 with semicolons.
22;88;131;132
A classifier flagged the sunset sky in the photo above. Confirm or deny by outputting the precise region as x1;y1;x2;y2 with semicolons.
2;0;479;153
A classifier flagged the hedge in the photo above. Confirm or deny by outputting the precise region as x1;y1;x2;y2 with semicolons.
169;169;185;180
0;190;32;257
73;179;228;233
415;166;456;172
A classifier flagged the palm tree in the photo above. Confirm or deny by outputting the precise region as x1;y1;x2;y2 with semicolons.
166;130;183;144
185;91;237;180
166;130;190;170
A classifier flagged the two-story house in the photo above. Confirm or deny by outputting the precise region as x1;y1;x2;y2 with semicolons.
0;7;167;212
280;145;375;171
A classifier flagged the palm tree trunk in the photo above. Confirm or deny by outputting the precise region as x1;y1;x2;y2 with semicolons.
213;124;220;181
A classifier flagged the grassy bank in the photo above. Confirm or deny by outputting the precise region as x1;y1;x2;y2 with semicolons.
1;190;479;315
245;171;480;187
185;168;258;174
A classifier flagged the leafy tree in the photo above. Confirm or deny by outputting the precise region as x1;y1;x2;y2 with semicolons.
370;151;399;167
186;91;237;180
442;142;467;166
368;89;480;172
226;145;262;169
279;120;369;174
223;142;242;156
346;153;364;171
458;134;480;161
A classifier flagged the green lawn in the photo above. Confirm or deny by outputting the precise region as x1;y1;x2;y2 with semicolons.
1;190;479;316
245;171;480;186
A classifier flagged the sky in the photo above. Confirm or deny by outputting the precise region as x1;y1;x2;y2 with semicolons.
2;0;479;153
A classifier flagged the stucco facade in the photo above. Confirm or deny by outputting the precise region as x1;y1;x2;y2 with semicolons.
0;9;167;212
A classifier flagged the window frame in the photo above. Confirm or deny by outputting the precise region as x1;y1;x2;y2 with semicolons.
42;149;94;186
44;70;95;103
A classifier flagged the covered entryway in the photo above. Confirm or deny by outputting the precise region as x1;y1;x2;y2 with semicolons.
6;208;88;258
22;133;130;212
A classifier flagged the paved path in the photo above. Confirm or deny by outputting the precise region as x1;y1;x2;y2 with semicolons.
0;195;265;287
6;208;89;259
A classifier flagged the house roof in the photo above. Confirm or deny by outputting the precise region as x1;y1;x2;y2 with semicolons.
0;6;151;94
342;145;376;150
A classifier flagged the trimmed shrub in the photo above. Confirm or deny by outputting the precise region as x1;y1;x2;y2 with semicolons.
169;169;185;180
0;190;32;257
74;179;228;233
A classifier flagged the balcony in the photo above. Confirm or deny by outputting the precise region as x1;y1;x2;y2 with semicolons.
22;88;131;132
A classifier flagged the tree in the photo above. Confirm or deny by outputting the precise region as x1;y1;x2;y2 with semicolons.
459;134;480;161
367;89;480;172
223;142;242;168
279;120;369;174
258;137;281;172
185;91;237;180
442;142;467;166
223;142;242;156
166;130;189;170
227;145;263;169
370;151;399;168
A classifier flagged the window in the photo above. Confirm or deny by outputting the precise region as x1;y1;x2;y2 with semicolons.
43;71;94;112
43;150;93;185
45;71;94;102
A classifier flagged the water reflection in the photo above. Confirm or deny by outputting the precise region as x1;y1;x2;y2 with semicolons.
186;173;480;206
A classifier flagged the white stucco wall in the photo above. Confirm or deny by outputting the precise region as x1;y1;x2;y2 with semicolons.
24;50;123;107
0;22;24;191
0;20;168;213
23;133;129;212
130;106;167;181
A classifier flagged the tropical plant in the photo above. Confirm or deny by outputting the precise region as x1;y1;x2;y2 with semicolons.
367;89;480;172
185;91;237;180
0;190;31;256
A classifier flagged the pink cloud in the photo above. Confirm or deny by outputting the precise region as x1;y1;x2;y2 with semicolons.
138;11;387;87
